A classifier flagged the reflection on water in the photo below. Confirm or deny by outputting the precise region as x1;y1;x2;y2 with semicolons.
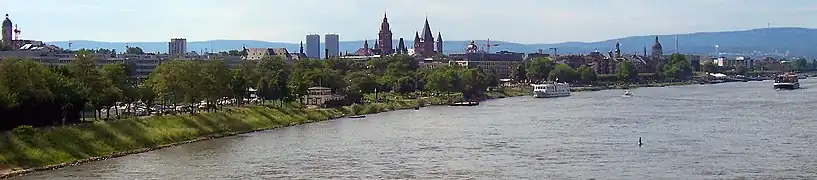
14;79;817;179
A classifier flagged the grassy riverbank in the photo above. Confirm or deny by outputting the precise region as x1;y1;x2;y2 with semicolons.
0;87;529;178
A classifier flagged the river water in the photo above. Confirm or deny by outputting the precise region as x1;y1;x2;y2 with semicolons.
13;80;817;179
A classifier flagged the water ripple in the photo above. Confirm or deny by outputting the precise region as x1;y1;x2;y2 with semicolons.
13;79;817;179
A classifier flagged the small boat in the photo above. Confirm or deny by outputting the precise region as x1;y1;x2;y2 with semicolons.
531;82;570;98
349;115;366;119
623;90;632;96
449;101;479;106
774;72;800;90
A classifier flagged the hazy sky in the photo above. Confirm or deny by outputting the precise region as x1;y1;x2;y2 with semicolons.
2;0;816;44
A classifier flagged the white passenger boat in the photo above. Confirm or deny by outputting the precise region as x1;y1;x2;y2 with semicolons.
623;90;632;97
532;82;571;98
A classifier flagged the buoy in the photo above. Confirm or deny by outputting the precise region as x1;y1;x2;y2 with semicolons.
638;137;643;146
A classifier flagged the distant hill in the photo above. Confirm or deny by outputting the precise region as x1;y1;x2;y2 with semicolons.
46;27;817;58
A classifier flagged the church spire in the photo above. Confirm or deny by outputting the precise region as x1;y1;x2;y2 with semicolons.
397;38;406;54
436;32;443;55
413;31;421;45
363;39;369;50
421;18;433;42
643;46;647;57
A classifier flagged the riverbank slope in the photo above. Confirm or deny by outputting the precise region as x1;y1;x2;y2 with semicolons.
0;87;530;178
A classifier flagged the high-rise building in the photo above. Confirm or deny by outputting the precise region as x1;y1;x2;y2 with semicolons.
305;34;321;59
325;34;339;58
168;38;187;56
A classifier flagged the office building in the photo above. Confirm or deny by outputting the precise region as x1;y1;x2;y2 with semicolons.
168;38;187;57
325;34;339;58
305;34;320;59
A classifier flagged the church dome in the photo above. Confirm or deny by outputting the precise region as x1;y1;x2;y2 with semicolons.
651;37;662;50
2;14;11;27
652;42;662;49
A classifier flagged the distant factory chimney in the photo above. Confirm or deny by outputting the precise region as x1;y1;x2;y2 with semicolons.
675;35;679;54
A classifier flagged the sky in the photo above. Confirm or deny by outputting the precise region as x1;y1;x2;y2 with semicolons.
2;0;817;44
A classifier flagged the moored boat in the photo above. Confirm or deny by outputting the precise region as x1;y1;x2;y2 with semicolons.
531;82;570;98
773;72;800;90
449;101;479;106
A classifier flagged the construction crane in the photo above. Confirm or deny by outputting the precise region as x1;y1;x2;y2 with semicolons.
549;47;558;56
13;24;20;40
484;38;500;53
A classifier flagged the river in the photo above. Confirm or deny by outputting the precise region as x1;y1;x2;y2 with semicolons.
13;80;817;179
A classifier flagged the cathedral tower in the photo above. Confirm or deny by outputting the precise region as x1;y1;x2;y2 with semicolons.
420;18;435;57
436;32;443;55
377;13;394;55
2;14;12;46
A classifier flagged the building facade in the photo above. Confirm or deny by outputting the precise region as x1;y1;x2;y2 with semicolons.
449;51;525;78
305;34;320;59
168;38;187;57
324;34;339;58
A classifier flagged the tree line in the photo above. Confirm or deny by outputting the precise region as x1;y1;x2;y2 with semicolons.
0;52;499;130
509;53;693;84
702;57;817;75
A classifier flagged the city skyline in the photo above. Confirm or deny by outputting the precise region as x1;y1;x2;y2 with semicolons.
2;0;817;44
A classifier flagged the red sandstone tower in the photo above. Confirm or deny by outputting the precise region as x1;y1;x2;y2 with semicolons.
411;18;442;58
420;18;435;57
436;32;443;55
377;13;394;55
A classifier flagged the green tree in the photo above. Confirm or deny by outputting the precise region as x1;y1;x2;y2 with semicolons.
346;72;378;93
666;53;692;78
526;57;553;82
485;68;500;87
199;61;231;110
126;47;145;54
423;69;451;94
510;64;527;83
548;63;577;82
460;68;487;99
616;61;638;81
137;84;156;115
578;65;597;84
734;65;748;75
101;63;131;117
229;68;249;106
68;51;113;119
256;56;291;106
795;58;809;71
702;61;717;73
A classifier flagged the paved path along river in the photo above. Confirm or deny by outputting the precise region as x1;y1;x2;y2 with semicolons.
14;80;817;179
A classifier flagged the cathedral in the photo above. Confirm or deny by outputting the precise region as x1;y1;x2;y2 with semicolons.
364;13;442;58
411;18;443;58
